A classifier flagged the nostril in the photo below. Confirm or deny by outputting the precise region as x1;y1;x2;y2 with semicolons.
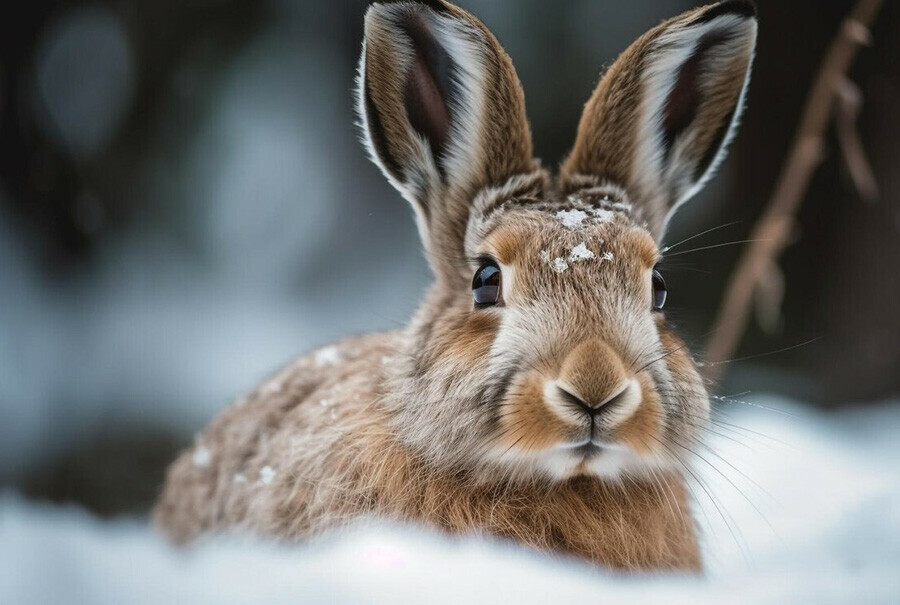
556;385;594;414
556;381;632;417
600;386;630;410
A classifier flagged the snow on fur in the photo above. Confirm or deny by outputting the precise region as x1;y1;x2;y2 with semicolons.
315;346;342;367
259;466;276;485
192;446;212;468
556;209;589;229
551;258;569;273
568;243;596;263
590;208;616;223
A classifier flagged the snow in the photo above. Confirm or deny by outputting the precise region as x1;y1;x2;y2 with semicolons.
551;258;569;273
556;206;619;230
0;26;432;485
568;243;596;263
556;209;589;229
262;381;284;395
259;466;276;485
590;208;616;223
1;397;898;603
315;346;343;367
192;446;212;468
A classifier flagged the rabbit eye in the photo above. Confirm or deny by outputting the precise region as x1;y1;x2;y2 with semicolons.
472;261;501;307
652;269;667;310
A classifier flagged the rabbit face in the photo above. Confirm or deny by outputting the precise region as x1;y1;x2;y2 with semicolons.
387;178;706;483
473;204;695;481
359;0;755;483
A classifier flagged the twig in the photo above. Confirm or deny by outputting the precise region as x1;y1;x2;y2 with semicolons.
835;78;880;201
703;0;884;382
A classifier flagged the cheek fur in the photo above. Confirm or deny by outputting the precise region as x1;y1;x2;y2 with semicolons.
422;310;500;370
496;372;571;452
655;321;710;422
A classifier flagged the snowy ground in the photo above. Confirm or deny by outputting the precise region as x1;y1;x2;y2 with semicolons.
2;396;898;604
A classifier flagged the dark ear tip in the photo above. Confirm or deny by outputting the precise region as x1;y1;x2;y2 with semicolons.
364;0;451;26
694;0;758;24
367;0;449;11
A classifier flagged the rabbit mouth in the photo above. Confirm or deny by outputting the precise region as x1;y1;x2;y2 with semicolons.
543;440;639;480
564;438;623;459
570;441;604;459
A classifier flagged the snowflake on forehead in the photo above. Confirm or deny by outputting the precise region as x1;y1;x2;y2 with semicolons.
568;242;595;263
556;208;589;229
551;257;569;273
590;208;616;223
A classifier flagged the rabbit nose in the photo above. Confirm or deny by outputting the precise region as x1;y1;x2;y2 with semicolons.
556;383;631;416
557;339;628;406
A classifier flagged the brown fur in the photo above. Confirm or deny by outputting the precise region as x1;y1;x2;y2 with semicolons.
562;1;757;238
155;0;757;572
155;332;699;570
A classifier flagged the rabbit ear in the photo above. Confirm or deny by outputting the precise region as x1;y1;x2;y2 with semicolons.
358;0;533;272
561;0;757;241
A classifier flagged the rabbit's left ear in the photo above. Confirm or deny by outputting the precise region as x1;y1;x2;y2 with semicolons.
562;0;757;241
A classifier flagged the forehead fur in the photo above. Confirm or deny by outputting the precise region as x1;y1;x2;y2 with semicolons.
466;171;659;295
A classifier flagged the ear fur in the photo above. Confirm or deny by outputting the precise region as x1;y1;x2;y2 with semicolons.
561;0;758;240
357;0;534;277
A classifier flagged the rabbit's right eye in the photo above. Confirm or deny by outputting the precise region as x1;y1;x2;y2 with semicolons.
472;262;501;307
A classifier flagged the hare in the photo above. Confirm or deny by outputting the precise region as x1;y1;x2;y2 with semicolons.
155;0;757;571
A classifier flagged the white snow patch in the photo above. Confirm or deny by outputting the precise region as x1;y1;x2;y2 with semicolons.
600;251;614;263
315;346;342;367
590;208;615;223
192;446;212;468
319;398;332;408
568;243;595;263
539;250;550;263
551;258;569;273
233;473;247;484
259;466;276;485
262;380;284;394
556;209;588;229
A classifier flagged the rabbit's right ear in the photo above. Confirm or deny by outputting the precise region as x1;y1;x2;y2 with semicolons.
357;0;533;275
562;0;757;241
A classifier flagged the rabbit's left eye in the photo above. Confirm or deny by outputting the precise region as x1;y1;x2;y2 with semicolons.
652;269;667;310
472;261;501;307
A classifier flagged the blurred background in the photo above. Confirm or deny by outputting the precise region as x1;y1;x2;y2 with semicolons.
0;0;897;518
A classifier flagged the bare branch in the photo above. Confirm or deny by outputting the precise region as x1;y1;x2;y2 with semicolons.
835;78;880;201
703;0;885;382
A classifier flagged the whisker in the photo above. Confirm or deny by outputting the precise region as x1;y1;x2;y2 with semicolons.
700;337;822;369
663;238;772;258
661;220;742;253
671;438;776;535
648;434;747;555
711;394;802;421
